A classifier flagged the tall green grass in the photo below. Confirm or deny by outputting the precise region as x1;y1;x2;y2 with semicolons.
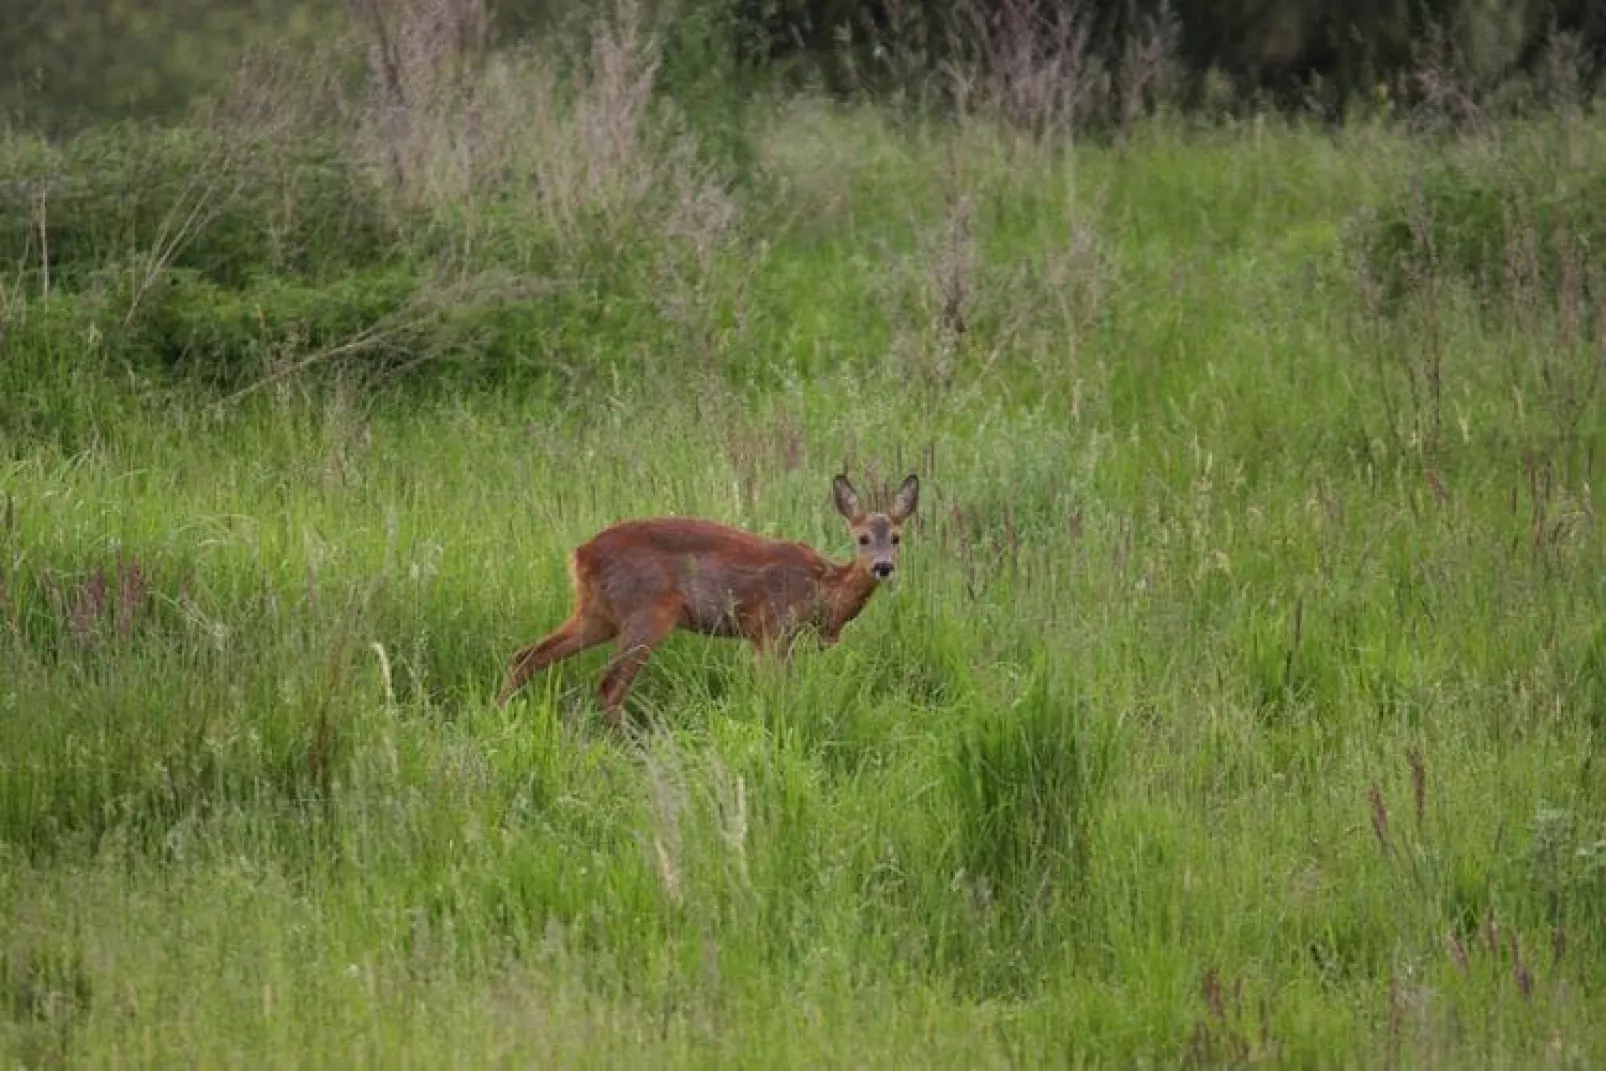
3;17;1606;1064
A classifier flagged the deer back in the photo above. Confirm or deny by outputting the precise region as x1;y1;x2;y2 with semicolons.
578;518;835;637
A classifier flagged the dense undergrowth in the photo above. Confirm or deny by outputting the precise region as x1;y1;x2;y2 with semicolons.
2;3;1606;1065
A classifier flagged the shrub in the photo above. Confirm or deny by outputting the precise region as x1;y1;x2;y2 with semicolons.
0;123;396;293
1355;129;1606;303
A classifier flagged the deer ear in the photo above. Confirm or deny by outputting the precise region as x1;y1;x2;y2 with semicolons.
890;474;919;522
833;475;862;521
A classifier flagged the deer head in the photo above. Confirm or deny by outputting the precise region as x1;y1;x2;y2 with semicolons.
833;473;919;580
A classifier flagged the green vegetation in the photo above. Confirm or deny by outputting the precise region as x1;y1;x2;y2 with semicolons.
3;2;1605;1065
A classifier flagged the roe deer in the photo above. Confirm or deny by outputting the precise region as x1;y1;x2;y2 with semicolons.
494;473;920;728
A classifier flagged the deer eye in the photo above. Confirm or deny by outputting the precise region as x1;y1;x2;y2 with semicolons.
891;534;900;545
857;534;870;547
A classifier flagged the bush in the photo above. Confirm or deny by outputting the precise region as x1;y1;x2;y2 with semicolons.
131;267;426;384
1355;128;1606;303
0;123;396;293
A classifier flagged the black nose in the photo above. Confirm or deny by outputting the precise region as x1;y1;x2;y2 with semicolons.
872;563;893;579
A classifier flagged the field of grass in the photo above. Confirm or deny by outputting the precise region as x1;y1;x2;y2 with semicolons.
3;20;1606;1064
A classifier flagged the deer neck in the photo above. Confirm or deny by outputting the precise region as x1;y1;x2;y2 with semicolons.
822;560;880;634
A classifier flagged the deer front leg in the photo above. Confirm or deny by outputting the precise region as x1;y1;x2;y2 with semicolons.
746;608;802;667
597;605;679;730
749;632;796;668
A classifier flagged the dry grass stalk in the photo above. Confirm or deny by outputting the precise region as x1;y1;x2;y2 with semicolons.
1369;782;1394;858
1407;746;1427;829
951;0;1096;141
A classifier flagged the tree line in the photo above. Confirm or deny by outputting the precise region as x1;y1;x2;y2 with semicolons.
2;0;1602;127
722;0;1602;116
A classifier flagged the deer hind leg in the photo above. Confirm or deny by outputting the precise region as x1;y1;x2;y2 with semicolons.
597;603;681;730
495;611;615;708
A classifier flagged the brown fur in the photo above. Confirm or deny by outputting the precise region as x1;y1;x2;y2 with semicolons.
494;473;919;729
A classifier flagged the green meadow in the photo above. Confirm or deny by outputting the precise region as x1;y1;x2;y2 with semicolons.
2;12;1605;1065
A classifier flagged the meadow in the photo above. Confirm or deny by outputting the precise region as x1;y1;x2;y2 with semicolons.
2;10;1605;1065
